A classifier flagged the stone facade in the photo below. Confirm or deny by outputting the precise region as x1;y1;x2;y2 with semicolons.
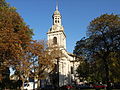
47;7;80;87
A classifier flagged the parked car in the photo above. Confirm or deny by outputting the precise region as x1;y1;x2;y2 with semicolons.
77;84;93;89
60;85;74;90
93;84;107;89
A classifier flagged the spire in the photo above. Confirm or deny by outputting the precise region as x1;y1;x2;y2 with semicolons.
56;0;58;10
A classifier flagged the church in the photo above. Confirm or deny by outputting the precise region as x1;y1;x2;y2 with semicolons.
46;2;80;87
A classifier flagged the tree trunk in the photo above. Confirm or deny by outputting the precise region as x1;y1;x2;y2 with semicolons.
57;58;59;88
33;77;35;89
21;80;24;90
104;57;111;90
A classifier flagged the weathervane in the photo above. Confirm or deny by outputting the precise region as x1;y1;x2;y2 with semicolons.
56;0;58;10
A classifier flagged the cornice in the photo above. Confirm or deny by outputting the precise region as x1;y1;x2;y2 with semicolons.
47;30;66;37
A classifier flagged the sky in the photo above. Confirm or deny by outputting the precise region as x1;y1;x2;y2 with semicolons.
6;0;120;53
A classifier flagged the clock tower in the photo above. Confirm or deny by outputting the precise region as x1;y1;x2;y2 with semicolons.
47;3;66;50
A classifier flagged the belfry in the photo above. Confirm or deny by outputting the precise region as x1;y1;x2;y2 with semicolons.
47;1;66;50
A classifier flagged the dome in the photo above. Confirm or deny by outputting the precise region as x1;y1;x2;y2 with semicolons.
54;10;60;15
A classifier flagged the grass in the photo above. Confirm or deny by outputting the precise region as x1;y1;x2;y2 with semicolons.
71;89;120;90
77;89;120;90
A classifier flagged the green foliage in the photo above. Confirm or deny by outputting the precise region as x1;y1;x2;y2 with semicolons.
74;14;120;85
0;0;9;8
76;60;90;81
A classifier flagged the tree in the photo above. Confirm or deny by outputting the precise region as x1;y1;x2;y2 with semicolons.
0;0;9;7
0;0;59;89
74;14;120;90
76;60;90;82
14;40;55;89
0;0;33;89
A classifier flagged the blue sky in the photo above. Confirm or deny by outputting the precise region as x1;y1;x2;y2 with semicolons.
6;0;120;53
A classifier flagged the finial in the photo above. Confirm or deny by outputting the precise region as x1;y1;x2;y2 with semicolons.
56;0;58;10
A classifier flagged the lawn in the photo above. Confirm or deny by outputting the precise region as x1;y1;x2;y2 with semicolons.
77;89;120;90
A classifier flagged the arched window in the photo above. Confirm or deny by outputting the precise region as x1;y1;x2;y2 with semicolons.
53;37;57;44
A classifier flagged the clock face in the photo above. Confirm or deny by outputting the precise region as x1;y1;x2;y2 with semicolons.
53;26;60;31
53;26;57;30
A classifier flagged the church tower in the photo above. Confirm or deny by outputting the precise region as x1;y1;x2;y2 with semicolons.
47;2;66;50
46;1;79;87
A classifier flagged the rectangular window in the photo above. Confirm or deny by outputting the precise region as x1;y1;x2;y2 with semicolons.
71;66;73;74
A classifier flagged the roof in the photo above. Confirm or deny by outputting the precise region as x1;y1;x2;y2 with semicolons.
67;52;82;62
53;10;60;15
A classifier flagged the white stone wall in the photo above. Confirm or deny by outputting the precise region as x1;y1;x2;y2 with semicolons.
47;25;66;49
47;8;79;87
